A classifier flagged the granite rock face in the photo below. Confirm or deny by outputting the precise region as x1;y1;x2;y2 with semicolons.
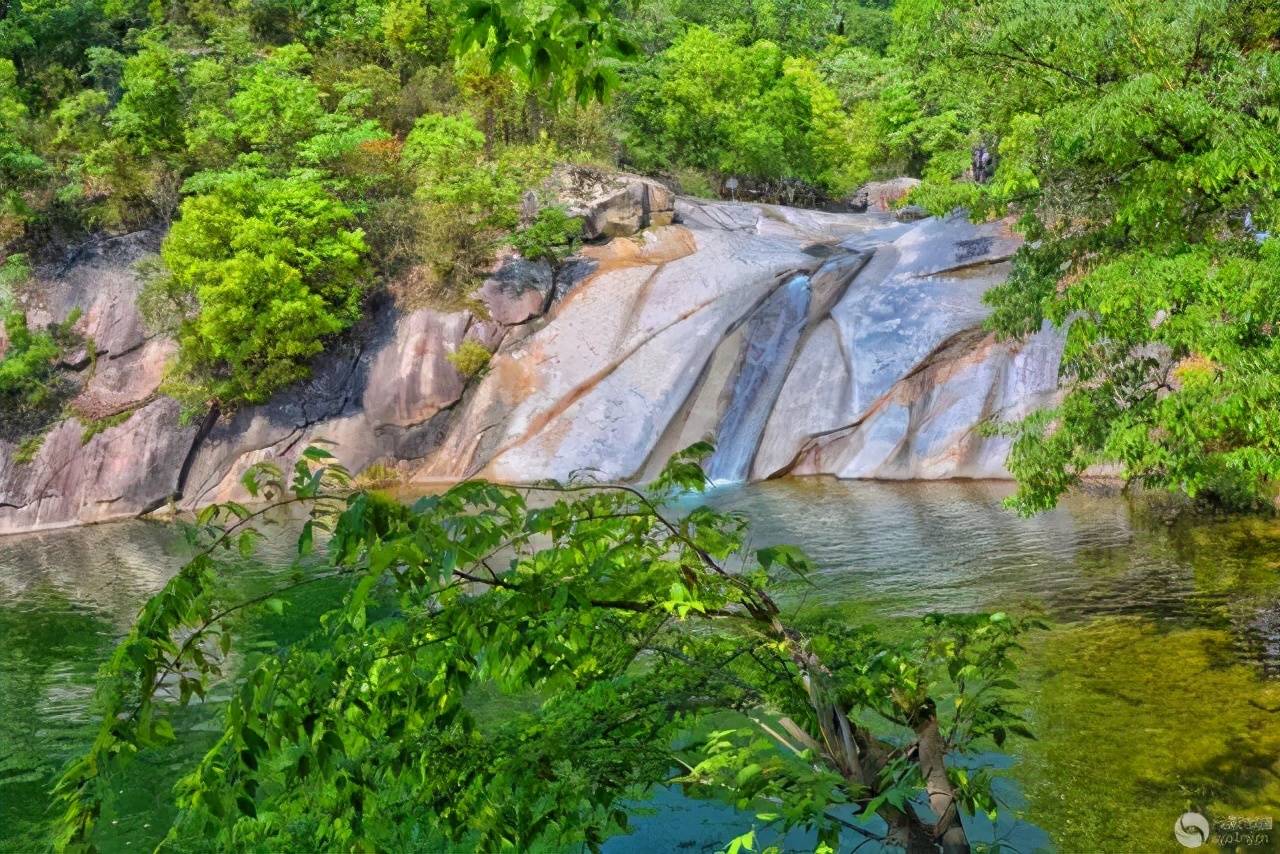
412;201;1052;488
176;302;475;509
0;398;198;535
0;257;481;529
783;323;1064;479
25;230;162;360
0;192;1066;535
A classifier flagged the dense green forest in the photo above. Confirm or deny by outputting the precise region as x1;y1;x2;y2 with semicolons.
2;0;1277;850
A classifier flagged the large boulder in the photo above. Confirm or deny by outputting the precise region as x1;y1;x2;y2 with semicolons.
477;253;555;325
547;166;677;239
848;177;921;214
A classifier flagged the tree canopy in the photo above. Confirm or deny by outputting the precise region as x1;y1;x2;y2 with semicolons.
896;0;1280;512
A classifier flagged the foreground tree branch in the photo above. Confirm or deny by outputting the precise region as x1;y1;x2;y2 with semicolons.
52;444;1038;853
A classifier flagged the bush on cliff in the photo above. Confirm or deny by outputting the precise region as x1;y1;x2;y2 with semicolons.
401;113;554;299
0;310;70;441
149;170;369;406
0;311;59;404
446;338;492;378
508;205;583;263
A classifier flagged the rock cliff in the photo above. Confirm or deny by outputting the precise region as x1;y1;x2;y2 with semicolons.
0;184;1061;535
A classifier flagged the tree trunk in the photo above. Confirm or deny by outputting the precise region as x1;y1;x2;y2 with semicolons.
913;701;970;854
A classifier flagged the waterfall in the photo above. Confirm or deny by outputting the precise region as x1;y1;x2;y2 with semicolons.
705;274;811;483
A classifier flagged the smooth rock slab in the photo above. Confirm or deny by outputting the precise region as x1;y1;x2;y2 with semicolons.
757;212;1026;477
72;339;175;418
0;397;197;535
790;323;1064;479
415;223;821;482
26;230;161;359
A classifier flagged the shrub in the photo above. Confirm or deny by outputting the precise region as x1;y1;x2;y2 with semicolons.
0;310;64;437
401;114;553;299
354;459;403;488
53;446;1035;852
13;433;43;464
508;205;582;263
447;339;492;378
0;252;29;305
154;169;369;406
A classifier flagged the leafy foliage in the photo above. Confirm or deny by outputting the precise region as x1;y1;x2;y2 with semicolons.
402;112;555;296
889;0;1280;512
618;26;872;195
508;204;582;263
53;445;1039;851
446;338;493;378
0;309;77;441
151;170;369;405
456;0;638;105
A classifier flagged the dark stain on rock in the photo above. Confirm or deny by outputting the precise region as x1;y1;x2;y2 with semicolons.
955;236;995;263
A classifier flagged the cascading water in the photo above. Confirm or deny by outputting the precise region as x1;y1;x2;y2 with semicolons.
705;274;811;482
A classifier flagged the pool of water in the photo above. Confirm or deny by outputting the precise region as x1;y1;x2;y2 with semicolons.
2;479;1279;852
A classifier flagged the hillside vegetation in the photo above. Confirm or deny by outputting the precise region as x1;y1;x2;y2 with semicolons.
0;0;1278;510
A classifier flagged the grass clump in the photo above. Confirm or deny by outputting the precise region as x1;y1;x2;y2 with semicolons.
13;433;44;464
80;410;134;445
447;339;492;379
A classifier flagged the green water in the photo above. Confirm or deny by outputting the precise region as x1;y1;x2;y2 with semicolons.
2;480;1278;852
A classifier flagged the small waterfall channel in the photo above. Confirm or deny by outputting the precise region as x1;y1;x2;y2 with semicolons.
705;274;811;482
